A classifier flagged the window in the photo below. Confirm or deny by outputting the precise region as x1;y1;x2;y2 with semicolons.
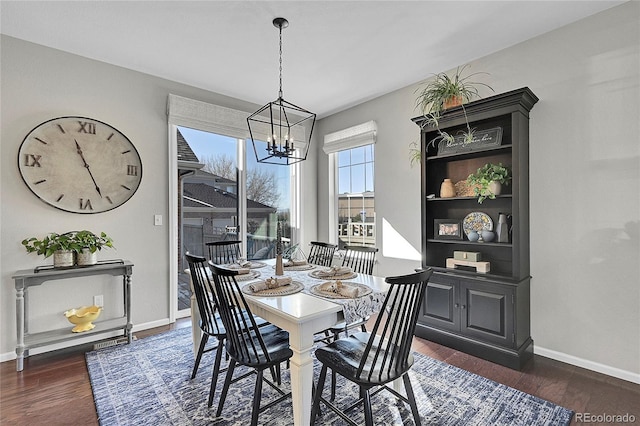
337;145;375;247
179;127;291;261
168;94;303;320
324;121;377;249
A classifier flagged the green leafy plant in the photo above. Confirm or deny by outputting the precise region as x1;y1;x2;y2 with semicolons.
22;230;114;258
412;65;493;162
74;230;114;253
415;65;492;117
409;141;422;167
467;163;511;203
22;232;80;258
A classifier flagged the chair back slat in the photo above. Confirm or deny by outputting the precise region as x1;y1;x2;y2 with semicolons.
356;268;433;382
209;263;272;365
307;241;337;267
341;245;378;275
207;240;242;264
185;253;224;336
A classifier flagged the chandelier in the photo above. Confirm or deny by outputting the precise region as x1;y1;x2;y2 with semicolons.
247;17;316;165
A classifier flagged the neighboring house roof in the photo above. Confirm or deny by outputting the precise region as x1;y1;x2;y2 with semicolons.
192;169;236;186
177;129;199;163
183;183;275;210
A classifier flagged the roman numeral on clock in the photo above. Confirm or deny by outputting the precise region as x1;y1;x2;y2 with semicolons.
79;198;93;210
78;121;96;134
127;165;138;176
23;154;42;167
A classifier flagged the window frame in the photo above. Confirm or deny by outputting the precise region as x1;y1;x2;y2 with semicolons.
168;95;303;320
324;121;377;248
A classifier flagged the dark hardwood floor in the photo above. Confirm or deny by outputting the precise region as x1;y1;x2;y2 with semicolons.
1;318;638;425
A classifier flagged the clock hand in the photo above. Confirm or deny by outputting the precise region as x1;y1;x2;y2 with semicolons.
75;139;102;197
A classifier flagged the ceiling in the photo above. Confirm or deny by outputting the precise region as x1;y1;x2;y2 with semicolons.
0;1;624;118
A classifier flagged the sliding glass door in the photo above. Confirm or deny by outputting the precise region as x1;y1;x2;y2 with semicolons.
176;126;291;315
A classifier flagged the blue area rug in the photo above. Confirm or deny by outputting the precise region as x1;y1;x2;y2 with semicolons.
86;327;573;425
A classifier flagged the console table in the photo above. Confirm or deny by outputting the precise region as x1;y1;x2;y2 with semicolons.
12;260;133;371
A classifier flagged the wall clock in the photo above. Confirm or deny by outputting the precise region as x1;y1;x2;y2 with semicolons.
17;116;143;214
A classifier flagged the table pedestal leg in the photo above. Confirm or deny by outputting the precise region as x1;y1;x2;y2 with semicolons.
289;344;314;426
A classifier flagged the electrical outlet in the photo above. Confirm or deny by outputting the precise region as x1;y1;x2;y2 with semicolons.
154;214;162;226
94;295;104;307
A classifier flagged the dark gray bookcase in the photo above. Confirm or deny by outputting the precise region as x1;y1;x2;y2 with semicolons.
412;87;538;369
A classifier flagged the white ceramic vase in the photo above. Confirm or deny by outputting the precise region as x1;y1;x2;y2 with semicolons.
53;250;75;268
77;248;98;266
488;181;502;196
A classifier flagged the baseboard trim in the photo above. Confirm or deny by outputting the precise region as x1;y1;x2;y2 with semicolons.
535;345;640;384
0;318;172;364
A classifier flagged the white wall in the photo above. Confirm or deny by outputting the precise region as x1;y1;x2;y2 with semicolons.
0;36;317;359
316;2;639;381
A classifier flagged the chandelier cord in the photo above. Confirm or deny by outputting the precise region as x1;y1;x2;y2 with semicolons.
278;23;283;99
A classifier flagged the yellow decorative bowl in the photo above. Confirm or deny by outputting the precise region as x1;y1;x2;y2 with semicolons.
64;305;102;333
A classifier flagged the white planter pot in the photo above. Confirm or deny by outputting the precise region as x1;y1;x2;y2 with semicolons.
53;250;75;268
77;248;98;266
488;181;502;196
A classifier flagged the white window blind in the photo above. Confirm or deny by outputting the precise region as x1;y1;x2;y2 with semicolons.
323;120;377;154
167;94;250;139
167;94;308;147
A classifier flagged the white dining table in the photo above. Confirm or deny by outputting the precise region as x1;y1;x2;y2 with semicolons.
189;259;389;426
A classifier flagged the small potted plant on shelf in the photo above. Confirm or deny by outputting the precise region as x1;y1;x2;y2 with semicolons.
74;230;115;266
22;232;80;267
22;230;115;267
413;64;493;160
467;162;511;204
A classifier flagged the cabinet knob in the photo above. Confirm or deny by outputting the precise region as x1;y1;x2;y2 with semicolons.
462;305;466;309
455;303;459;308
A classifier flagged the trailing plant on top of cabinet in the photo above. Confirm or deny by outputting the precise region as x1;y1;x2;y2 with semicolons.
412;87;538;369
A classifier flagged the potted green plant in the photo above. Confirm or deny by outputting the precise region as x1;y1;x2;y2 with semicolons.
413;65;493;160
415;64;492;115
74;230;115;265
22;230;114;267
467;162;512;204
22;232;80;267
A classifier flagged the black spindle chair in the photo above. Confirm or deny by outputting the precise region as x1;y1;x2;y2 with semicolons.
311;268;433;426
307;241;337;267
209;263;293;426
185;254;269;406
329;245;379;338
206;240;242;264
185;253;230;407
323;245;379;400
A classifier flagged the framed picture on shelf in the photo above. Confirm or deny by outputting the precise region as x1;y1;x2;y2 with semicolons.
434;219;463;240
437;126;503;155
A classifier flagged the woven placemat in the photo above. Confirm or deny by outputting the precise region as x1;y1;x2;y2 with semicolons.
233;270;261;282
224;261;267;270
309;282;372;299
241;280;304;296
309;270;357;280
276;263;316;271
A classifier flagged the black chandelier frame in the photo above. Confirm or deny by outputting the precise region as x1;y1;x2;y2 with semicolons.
247;17;316;166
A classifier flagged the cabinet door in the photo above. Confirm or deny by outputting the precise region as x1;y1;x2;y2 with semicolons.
460;279;514;347
420;274;459;333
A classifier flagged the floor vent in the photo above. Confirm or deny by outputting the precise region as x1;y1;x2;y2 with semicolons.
93;336;136;350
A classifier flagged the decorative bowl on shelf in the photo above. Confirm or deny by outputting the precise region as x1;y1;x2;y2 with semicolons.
64;305;102;333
